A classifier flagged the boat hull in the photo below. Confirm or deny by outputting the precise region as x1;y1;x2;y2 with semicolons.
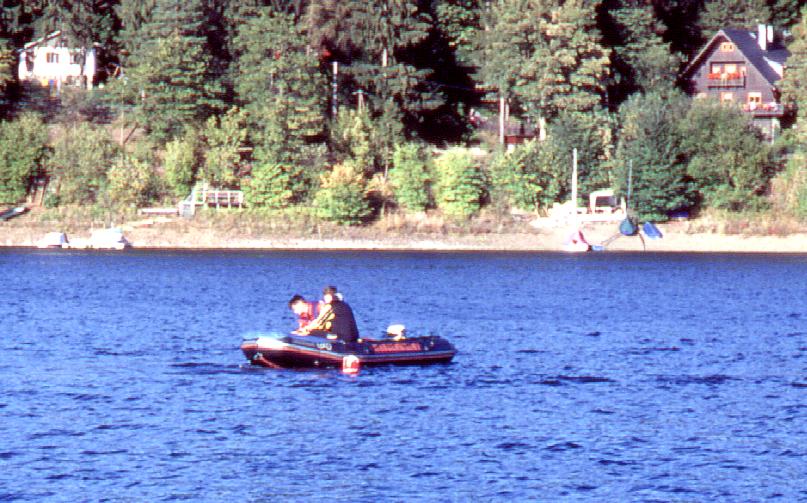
241;333;456;369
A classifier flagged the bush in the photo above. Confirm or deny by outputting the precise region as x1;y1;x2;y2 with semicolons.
490;140;562;212
314;160;371;225
244;161;305;209
0;112;48;203
434;148;487;219
389;143;431;212
779;153;807;218
614;91;695;221
48;122;120;205
107;155;155;208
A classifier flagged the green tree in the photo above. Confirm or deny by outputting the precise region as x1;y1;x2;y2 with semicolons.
115;0;157;61
114;0;222;142
306;0;440;155
0;39;15;100
0;113;48;203
779;6;807;217
490;141;541;211
599;0;681;105
680;101;775;211
476;0;610;136
244;157;307;210
769;0;805;31
434;147;487;219
389;143;432;211
434;0;483;67
780;6;807;133
163;132;199;198
201;108;248;188
699;0;771;35
314;160;372;225
233;9;326;168
48;122;119;205
614;91;695;221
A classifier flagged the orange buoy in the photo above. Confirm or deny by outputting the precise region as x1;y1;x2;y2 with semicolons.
342;355;360;374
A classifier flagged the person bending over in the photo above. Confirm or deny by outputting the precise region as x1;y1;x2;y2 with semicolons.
288;294;320;331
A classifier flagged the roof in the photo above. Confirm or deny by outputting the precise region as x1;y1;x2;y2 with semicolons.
683;27;790;86
20;31;62;52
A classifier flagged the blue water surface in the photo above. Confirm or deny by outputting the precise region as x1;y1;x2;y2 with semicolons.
1;249;806;501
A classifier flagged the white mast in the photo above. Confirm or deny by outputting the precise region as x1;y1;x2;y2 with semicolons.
571;148;578;219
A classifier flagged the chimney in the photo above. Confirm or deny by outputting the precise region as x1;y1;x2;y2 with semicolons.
757;24;768;51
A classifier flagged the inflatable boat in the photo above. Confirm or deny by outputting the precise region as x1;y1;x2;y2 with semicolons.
241;331;456;370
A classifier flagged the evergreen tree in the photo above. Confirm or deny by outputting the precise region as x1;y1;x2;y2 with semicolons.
700;0;771;35
306;0;441;156
598;0;681;106
0;1;40;47
114;0;223;142
434;0;483;67
233;9;326;167
769;0;805;31
476;0;610;130
115;0;157;62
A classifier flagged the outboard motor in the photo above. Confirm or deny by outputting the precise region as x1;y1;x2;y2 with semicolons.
386;324;407;341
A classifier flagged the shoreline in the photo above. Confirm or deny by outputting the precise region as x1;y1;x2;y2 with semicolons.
2;219;806;253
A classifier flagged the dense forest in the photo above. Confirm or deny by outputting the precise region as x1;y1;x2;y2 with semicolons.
0;0;805;224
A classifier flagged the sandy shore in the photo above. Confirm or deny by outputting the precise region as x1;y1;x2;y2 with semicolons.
2;217;806;253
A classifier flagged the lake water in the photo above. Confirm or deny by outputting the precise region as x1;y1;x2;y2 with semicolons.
1;249;806;501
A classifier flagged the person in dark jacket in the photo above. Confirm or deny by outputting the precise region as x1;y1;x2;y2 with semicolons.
301;286;360;343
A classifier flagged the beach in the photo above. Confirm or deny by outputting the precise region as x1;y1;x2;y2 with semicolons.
2;216;806;253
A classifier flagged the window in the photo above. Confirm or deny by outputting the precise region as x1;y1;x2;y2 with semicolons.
70;53;80;64
747;93;762;104
721;92;734;103
46;52;59;63
720;42;735;52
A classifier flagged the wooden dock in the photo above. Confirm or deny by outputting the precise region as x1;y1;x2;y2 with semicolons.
179;184;244;217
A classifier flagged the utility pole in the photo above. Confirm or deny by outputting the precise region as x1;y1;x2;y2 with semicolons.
499;95;506;145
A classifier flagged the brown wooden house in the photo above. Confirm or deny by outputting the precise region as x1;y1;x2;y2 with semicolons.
682;25;789;140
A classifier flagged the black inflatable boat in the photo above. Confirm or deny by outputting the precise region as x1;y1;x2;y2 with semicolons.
241;332;456;369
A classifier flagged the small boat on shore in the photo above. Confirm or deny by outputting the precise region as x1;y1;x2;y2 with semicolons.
36;231;69;249
0;206;27;221
241;332;457;370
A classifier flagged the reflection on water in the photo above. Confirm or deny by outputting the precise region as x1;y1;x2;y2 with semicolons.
1;250;806;500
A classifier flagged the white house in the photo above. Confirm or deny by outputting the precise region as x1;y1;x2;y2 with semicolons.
17;31;96;91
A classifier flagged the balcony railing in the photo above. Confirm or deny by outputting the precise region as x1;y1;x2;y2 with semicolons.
742;102;784;116
706;72;746;88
